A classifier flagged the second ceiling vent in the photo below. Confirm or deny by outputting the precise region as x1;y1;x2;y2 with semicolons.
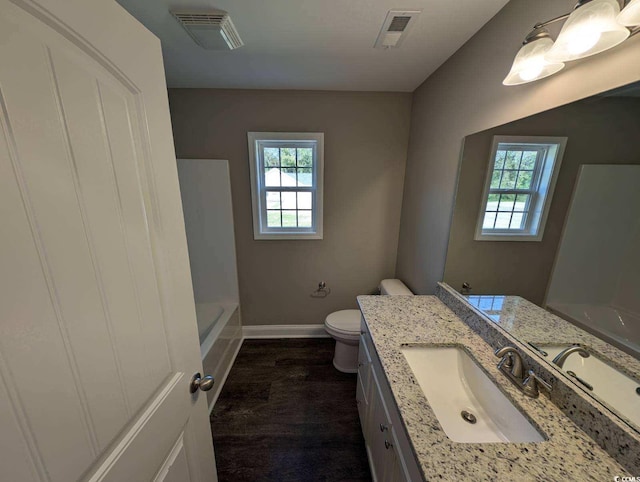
374;10;422;49
172;10;244;50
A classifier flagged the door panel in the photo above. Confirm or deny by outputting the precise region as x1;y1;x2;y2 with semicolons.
154;433;192;482
0;1;216;480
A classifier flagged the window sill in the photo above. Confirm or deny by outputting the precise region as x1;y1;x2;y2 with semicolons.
474;232;543;242
254;232;323;240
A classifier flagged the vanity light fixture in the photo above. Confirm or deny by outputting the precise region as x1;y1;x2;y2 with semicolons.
503;29;565;85
545;0;629;62
618;0;640;25
504;0;640;86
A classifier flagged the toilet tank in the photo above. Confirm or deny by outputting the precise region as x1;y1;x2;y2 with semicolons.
379;279;413;295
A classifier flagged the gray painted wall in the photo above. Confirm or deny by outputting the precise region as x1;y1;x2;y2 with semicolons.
444;98;640;305
396;0;640;295
169;89;412;325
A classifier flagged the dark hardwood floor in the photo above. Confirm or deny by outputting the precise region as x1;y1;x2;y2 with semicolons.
210;338;372;482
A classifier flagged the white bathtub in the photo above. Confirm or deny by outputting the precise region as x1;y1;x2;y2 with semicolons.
195;302;243;412
547;302;640;358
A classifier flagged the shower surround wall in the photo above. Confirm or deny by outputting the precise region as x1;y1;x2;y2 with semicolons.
546;165;640;354
177;159;242;410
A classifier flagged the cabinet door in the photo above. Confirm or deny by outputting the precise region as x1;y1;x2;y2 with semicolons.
384;429;409;482
358;334;372;398
369;370;392;481
357;335;372;440
356;374;368;440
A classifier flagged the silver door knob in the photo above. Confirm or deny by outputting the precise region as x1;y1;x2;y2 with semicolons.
190;372;214;393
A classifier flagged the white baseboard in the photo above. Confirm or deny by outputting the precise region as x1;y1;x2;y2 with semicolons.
243;324;330;339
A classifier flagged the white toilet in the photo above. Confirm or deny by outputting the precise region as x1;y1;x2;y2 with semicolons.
324;279;413;373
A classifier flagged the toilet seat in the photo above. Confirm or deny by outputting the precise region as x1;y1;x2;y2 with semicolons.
325;309;361;340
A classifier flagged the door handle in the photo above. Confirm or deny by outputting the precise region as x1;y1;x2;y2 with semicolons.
190;372;215;393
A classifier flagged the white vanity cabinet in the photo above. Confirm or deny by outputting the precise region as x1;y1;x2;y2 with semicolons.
357;319;423;482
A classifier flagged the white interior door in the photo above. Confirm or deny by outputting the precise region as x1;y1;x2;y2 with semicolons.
0;0;217;481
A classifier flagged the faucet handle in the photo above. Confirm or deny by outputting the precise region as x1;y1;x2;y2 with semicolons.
523;370;552;398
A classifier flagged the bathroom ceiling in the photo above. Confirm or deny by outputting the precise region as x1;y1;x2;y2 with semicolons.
116;0;509;92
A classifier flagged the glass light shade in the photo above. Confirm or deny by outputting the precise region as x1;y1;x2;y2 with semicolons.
503;37;565;86
618;0;640;26
545;0;630;62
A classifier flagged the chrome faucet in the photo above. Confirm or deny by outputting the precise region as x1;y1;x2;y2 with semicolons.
551;345;590;368
495;346;524;379
494;346;552;398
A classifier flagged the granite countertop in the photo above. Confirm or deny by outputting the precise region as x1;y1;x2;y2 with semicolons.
464;294;640;383
357;295;629;481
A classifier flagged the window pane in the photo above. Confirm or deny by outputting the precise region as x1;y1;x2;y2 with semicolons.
281;148;296;167
490;170;502;189
516;170;533;190
297;148;313;167
297;168;312;187
486;193;500;211
495;212;512;229
521;151;537;170
264;148;279;167
498;194;516;211
297;192;312;209
266;191;280;209
267;210;281;227
483;212;497;229
282;210;297;227
514;194;529;211
298;210;312;227
264;167;281;187
281;168;297;186
281;192;296;209
504;151;521;170
510;212;525;229
499;170;517;189
494;150;506;169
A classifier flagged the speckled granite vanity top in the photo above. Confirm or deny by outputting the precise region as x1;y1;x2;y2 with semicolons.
357;295;629;481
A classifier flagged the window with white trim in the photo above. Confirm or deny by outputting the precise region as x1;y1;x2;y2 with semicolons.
475;136;567;241
248;132;324;240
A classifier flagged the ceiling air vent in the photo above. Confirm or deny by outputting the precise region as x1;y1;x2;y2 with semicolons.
374;10;421;49
172;11;244;50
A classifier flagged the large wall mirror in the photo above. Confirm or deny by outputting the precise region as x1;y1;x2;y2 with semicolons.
444;81;640;432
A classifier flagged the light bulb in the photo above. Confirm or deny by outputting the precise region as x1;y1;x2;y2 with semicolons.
519;60;544;81
503;34;564;86
567;30;601;54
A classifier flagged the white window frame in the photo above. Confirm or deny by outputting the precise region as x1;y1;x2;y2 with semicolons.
475;135;567;242
248;132;324;240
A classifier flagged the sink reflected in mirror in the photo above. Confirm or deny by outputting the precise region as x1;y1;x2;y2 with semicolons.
442;81;640;433
401;346;545;443
537;345;640;428
460;291;640;432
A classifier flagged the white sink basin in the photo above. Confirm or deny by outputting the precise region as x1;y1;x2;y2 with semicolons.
401;346;545;443
538;345;640;427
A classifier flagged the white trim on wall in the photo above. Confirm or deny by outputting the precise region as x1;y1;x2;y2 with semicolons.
247;132;324;240
474;135;567;242
243;324;330;339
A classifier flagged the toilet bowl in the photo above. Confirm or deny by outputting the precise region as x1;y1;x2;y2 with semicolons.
324;279;413;373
